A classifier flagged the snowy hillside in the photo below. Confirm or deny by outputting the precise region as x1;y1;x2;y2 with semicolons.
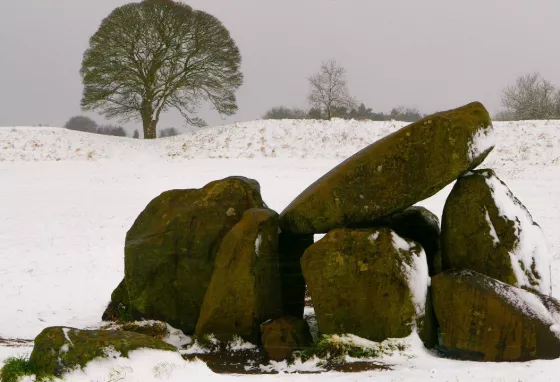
1;119;560;381
2;120;560;177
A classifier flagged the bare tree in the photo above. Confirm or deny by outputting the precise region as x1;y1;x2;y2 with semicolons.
308;59;356;120
501;73;558;120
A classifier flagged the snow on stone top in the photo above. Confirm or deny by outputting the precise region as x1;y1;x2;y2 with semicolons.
490;276;560;338
483;172;552;295
468;122;496;161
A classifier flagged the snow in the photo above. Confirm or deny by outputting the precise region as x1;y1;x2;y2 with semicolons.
255;234;262;257
468;122;496;161
227;337;257;352
368;232;379;242
484;171;552;295
392;233;430;318
60;349;215;381
1;119;560;380
474;271;560;338
62;328;74;347
484;208;500;246
391;231;413;252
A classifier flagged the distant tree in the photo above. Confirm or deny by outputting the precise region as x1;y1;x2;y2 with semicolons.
307;107;324;119
263;106;308;120
501;73;558;120
331;106;350;119
64;116;98;133
133;129;140;139
308;59;356;120
493;110;515;121
80;0;243;139
159;127;180;138
389;106;423;122
97;125;127;137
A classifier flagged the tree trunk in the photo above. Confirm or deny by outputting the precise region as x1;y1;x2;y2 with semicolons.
142;117;158;139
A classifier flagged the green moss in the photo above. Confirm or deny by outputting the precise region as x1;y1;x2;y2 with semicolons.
296;334;408;365
280;102;494;234
0;355;43;382
102;321;169;340
29;327;177;378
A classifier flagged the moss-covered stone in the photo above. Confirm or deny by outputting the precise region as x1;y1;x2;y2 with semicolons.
279;102;494;234
195;208;283;343
261;316;313;361
301;228;432;344
125;176;265;334
368;206;441;277
278;232;314;318
431;269;560;361
101;278;131;322
441;169;551;294
29;327;176;378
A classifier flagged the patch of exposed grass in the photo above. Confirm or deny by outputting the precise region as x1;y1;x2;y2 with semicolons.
0;355;40;382
295;334;407;365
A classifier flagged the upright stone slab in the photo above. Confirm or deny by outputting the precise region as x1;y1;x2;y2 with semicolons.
280;102;494;234
195;208;283;343
432;270;560;361
441;169;551;294
301;228;433;344
124;177;265;334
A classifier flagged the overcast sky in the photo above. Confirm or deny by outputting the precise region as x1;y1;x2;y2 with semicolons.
1;0;560;132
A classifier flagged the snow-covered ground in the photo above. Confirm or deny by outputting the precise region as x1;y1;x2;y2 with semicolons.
1;119;560;381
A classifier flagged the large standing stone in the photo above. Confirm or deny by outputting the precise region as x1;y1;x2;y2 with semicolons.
124;177;265;334
195;208;283;343
279;102;494;234
301;228;433;344
441;169;551;295
261;316;313;361
432;270;560;361
29;327;176;378
278;232;314;318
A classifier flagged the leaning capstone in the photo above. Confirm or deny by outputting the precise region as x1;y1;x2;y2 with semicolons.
280;102;494;234
441;169;551;295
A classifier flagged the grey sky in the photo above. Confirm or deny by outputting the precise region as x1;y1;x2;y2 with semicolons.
1;0;559;132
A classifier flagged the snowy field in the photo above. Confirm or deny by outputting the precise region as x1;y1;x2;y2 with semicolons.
1;119;560;381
